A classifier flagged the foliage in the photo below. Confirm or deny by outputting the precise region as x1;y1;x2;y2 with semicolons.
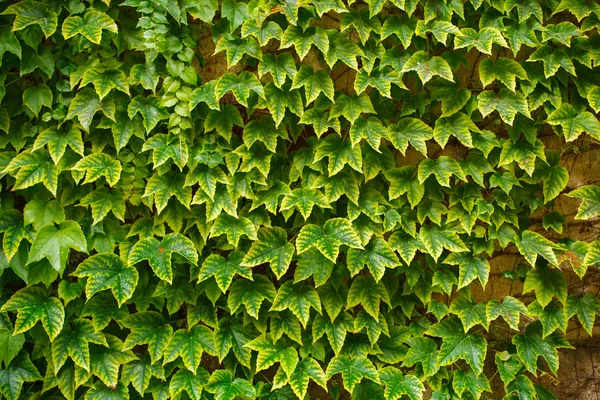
0;0;599;399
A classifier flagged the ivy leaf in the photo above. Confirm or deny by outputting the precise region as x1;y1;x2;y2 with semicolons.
22;84;52;117
264;83;304;128
73;253;139;307
527;45;576;78
280;188;330;220
205;370;256;400
402;337;440;378
401;51;454;83
347;275;389;318
52;319;107;372
214;37;262;68
427;316;487;374
215;72;265;108
128;95;168;134
62;10;117;44
430;83;471;117
330;93;376;124
121;353;165;397
72;153;122;187
444;252;490;289
454;27;508;54
204;105;244;143
324;31;365;70
296;218;363;262
209;214;257;247
512;321;573;374
566;185;600;220
541;22;579;47
566;293;600;336
198;251;251;292
121;312;173;364
228;274;276;318
169;367;209;400
347;238;399;281
314;134;362;176
378;366;425;400
241;227;294;279
0;27;21;60
258;53;297;89
189;80;219;111
0;322;25;368
33;124;84;164
0;210;28;261
418;156;467;187
80;187;125;225
245;335;299;376
288;357;327;399
0;287;64;340
243;116;286;153
515;230;560;267
449;294;489;331
313;312;353;353
80;68;129;100
27;220;87;272
388;118;433;157
270;281;322;327
546;104;600;142
486;296;528;330
291;66;335;105
143;171;191;214
523;263;568;307
452;369;491;399
1;0;58;37
67;88;115;131
554;0;600;21
128;233;198;284
163;326;215;372
381;14;417;47
385;166;424;208
505;19;543;54
479;58;528;92
349;117;388;151
433;112;480;148
294;248;335;287
325;355;380;393
477;89;530;125
0;351;42;400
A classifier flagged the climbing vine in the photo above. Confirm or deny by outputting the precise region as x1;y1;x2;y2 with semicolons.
0;0;600;399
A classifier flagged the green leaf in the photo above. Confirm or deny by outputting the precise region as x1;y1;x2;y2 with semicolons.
433;112;480;148
444;252;490;289
205;370;256;400
515;230;560;267
330;93;376;124
512;320;573;374
449;294;489;331
80;68;129;100
0;322;25;368
291;66;335;105
554;0;600;21
129;233;197;284
452;369;491;399
379;366;424;400
67;88;115;131
349;117;387;151
313;312;353;353
0;287;64;340
169;366;209;400
163;325;215;372
198;251;252;292
566;293;600;336
354;310;389;345
384;166;424;208
584;240;600;267
419;225;469;262
294;248;335;287
314;134;362;176
280;188;330;220
486;296;528;330
347;238;399;281
228;274;276;318
143;171;192;214
418;156;467;187
121;353;165;396
287;357;327;398
62;10;117;44
241;227;294;279
587;86;600;113
296;218;363;262
221;0;248;31
0;27;22;60
204;105;244;143
258;53;298;89
546;104;600;142
121;312;173;364
243;116;286;153
346;275;390;318
214;36;262;68
0;351;42;400
33;124;84;164
209;213;257;247
427;316;487;374
401;51;454;83
430;83;471;117
566;185;600;220
270;281;322;327
326;355;380;393
477;89;530;125
0;210;27;261
90;334;136;387
245;335;298;376
23;84;52;117
523;263;567;307
1;0;58;37
85;381;129;400
128;95;169;134
455;27;508;54
80;187;126;225
528;45;576;78
27;220;87;272
479;57;528;92
402;337;440;378
73;253;139;307
542;22;579;46
72;153;122;187
52;319;107;372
